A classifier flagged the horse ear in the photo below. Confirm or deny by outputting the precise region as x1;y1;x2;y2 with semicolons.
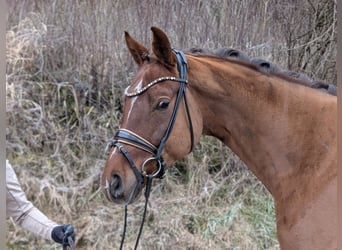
151;27;176;67
124;31;149;66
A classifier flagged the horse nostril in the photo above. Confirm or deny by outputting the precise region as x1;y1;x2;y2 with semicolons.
111;174;122;198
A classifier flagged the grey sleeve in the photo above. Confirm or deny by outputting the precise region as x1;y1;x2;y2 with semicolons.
6;160;59;241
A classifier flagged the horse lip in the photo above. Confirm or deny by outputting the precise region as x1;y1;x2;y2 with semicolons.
105;179;115;202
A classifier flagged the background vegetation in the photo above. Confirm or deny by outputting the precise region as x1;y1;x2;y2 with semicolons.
6;0;336;249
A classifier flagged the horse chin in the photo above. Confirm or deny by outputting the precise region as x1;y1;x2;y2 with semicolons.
126;186;143;205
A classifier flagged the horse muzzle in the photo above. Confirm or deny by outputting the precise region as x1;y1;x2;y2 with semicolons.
103;173;143;205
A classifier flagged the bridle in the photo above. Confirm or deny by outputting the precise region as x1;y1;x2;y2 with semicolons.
106;49;194;249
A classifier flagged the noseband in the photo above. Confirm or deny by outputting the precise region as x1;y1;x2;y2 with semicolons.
106;49;194;249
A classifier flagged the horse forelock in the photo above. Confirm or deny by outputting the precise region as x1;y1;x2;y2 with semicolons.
125;59;164;93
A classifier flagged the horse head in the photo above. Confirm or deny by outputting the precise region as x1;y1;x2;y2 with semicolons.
101;27;202;204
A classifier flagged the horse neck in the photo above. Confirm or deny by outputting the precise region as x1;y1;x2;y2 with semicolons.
187;55;337;201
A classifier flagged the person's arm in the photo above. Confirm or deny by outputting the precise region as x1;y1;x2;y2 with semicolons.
6;160;75;247
6;160;59;240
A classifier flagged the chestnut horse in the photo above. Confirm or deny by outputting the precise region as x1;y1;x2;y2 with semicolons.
102;27;337;249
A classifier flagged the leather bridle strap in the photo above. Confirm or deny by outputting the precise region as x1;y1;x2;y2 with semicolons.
173;48;194;152
155;75;188;159
113;141;144;187
115;129;157;155
155;49;194;158
109;49;192;250
111;49;193;179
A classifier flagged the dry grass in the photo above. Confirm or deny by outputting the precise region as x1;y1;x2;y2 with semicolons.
6;1;335;249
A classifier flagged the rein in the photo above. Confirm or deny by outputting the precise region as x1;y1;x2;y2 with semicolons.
62;227;76;250
107;49;193;249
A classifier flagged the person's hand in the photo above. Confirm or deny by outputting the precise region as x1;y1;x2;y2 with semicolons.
51;224;76;247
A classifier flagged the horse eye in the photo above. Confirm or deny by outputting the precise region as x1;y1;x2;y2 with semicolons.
156;100;170;110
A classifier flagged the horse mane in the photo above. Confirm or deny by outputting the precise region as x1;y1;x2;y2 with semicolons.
184;47;337;96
